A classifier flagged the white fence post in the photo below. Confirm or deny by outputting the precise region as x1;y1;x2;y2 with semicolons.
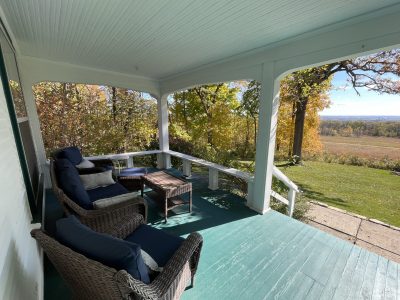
156;152;171;169
164;153;171;169
288;189;296;217
247;180;254;203
127;156;134;168
157;153;163;169
208;168;219;190
182;159;191;177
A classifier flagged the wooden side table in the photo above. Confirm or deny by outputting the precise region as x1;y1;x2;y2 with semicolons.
141;171;192;222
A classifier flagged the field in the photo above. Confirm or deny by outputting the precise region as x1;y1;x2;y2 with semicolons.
279;161;400;227
321;135;400;160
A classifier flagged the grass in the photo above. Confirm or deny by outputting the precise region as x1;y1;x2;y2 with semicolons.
321;135;400;160
279;161;400;227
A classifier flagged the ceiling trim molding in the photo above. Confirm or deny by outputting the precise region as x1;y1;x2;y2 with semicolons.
18;56;161;97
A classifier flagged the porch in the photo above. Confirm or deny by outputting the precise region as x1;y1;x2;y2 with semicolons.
1;1;400;299
44;168;400;300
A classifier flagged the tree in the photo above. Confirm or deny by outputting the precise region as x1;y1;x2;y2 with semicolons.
286;67;333;161
240;78;330;160
170;83;240;154
279;73;331;158
290;49;400;163
34;82;158;157
242;80;260;151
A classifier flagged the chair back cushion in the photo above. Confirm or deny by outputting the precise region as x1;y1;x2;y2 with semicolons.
87;183;129;202
55;159;92;209
56;146;83;165
125;224;184;267
77;166;107;175
79;170;115;190
75;158;95;169
56;215;150;284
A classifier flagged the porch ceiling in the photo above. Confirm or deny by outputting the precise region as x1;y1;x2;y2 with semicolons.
1;0;400;80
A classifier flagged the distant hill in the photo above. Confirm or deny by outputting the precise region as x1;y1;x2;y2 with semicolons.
320;115;400;122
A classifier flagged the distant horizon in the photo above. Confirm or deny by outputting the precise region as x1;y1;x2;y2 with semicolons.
320;115;400;121
319;114;400;116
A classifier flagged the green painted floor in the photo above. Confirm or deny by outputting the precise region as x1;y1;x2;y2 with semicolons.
44;171;400;299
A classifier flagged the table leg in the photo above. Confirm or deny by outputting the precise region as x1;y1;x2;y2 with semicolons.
189;190;192;213
164;195;168;223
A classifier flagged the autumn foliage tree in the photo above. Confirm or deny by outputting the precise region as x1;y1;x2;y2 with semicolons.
289;49;400;163
169;77;330;163
34;82;158;157
170;83;242;160
278;73;331;158
241;80;260;153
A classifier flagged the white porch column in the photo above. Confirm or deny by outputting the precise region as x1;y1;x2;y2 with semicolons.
157;94;171;169
249;62;280;213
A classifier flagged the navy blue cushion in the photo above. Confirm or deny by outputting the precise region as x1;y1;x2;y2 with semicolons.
77;167;107;175
55;159;92;210
125;225;184;267
118;167;147;178
87;182;129;201
56;216;150;283
56;146;83;165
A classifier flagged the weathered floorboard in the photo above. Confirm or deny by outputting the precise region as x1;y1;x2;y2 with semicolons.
345;249;370;300
171;209;399;300
384;260;398;300
372;256;390;300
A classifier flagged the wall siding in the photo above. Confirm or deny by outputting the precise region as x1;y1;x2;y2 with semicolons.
0;76;42;299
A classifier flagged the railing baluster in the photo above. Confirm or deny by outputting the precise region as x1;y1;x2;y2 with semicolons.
182;159;192;177
208;168;219;190
288;188;296;217
156;153;163;169
127;156;134;168
247;180;254;203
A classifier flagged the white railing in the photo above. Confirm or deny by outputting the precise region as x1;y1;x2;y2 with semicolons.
271;166;299;217
86;150;162;168
86;150;299;217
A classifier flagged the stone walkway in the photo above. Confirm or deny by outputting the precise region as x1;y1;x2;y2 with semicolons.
307;201;400;263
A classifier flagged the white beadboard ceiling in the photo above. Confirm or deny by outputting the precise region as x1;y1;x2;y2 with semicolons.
1;0;399;79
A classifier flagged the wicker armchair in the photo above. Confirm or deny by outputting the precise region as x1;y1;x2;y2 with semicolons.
50;159;148;234
31;214;203;300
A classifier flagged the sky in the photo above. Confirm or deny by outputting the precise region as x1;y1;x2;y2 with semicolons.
320;71;400;116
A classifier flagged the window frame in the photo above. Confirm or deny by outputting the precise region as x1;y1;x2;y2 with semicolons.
0;20;40;220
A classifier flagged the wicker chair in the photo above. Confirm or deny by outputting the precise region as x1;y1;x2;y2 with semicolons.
50;159;148;234
31;214;203;300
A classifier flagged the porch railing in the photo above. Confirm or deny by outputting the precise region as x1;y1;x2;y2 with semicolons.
86;150;299;217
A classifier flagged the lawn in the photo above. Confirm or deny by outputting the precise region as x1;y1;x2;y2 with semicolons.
279;161;400;227
321;135;400;160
